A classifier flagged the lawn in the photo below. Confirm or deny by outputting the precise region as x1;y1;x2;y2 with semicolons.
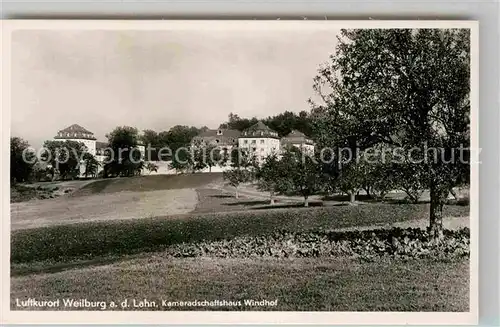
72;173;223;196
11;188;198;230
10;257;469;311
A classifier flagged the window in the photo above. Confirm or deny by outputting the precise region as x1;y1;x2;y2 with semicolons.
260;148;264;152
260;140;264;144
251;140;256;144
252;147;257;152
244;140;248;144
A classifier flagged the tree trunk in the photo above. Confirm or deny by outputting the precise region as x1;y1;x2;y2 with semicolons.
304;196;309;207
235;186;239;199
270;190;275;205
349;191;356;204
429;183;449;240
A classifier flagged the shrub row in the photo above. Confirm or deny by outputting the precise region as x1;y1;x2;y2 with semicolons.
165;227;470;260
11;204;469;263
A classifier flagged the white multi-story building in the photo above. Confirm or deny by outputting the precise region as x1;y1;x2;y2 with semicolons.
54;124;97;156
238;121;281;164
281;130;315;155
52;124;146;177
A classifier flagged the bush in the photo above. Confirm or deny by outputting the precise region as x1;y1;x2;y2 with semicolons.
11;204;470;263
164;227;470;260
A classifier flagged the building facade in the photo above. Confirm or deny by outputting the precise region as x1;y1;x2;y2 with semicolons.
191;128;240;151
281;130;315;155
238;121;281;164
54;124;97;156
52;124;146;177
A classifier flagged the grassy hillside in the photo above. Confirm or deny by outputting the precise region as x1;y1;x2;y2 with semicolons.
11;203;469;266
72;173;223;196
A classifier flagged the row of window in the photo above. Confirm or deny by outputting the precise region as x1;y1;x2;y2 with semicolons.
58;132;93;138
242;139;265;144
241;131;278;137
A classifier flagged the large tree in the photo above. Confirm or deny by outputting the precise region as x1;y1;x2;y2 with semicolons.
42;140;87;180
104;126;142;177
10;137;36;184
281;147;323;207
311;29;470;238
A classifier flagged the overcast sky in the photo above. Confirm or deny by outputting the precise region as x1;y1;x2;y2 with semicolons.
11;28;339;148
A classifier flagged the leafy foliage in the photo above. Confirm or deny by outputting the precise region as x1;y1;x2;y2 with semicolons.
103;126;143;177
42;140;87;180
255;153;290;204
83;153;100;178
280;147;324;206
145;161;159;174
311;29;471;237
165;227;470;260
10;137;36;184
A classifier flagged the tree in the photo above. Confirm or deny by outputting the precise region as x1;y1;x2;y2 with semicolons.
83;153;100;178
169;148;194;174
42;140;87;180
191;143;228;173
281;147;323;207
222;147;257;199
311;29;470;238
145;162;159;174
256;153;290;204
10;137;36;184
142;129;160;161
104;126;141;177
219;113;259;131
222;169;252;199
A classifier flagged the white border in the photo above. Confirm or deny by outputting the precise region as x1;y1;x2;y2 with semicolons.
0;19;479;325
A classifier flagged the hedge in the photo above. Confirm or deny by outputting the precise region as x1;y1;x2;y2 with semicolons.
165;227;470;260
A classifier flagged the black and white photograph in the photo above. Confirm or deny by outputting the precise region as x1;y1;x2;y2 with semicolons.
2;20;478;325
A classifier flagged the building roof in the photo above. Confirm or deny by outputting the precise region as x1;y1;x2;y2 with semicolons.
54;124;96;140
192;129;241;146
196;129;241;138
241;121;279;139
282;130;314;145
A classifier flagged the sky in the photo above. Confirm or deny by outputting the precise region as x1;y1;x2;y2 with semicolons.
11;28;340;148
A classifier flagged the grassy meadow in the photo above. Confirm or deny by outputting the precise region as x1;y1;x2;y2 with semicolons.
10;174;471;312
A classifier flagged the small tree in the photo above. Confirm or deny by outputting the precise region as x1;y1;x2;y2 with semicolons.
256;153;290;204
223;169;252;199
222;147;257;199
169;148;194;174
145;162;159;174
83;153;100;178
281;147;323;207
